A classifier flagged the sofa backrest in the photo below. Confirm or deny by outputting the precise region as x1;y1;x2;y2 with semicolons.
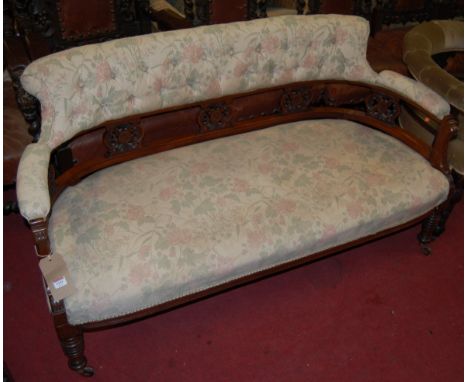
21;15;378;149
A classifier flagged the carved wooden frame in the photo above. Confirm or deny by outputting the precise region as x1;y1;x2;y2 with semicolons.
29;79;457;376
103;122;144;157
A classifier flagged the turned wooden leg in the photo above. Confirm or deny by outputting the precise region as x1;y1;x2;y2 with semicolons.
51;298;94;377
434;172;463;237
434;202;455;237
60;331;94;377
418;210;440;256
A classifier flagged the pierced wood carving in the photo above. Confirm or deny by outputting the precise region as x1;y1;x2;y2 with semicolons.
280;87;315;113
365;93;400;124
103;123;143;156
15;0;55;37
198;103;232;131
10;65;42;141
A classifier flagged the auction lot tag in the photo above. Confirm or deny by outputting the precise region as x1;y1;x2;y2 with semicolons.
39;253;76;302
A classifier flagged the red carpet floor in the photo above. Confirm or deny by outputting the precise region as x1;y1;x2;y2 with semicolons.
4;201;463;381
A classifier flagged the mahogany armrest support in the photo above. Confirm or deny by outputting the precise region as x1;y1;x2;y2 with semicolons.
431;116;459;175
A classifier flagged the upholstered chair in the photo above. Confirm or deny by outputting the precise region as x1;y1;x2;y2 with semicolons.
402;20;463;175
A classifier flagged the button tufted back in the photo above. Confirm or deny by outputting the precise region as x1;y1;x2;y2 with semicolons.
21;15;378;149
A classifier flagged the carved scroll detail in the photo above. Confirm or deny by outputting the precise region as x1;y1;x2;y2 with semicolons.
198;103;232;131
103;123;143;157
10;65;42;141
365;93;400;124
280;88;314;113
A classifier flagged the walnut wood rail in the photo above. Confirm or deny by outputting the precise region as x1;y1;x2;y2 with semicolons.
46;80;455;205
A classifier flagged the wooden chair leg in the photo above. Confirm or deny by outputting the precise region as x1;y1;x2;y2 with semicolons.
59;331;94;377
417;209;440;256
51;299;94;377
434;172;463;237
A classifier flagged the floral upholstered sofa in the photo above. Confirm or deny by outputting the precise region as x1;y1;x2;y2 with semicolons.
16;15;457;376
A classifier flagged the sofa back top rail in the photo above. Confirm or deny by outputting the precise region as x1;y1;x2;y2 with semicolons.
46;79;457;206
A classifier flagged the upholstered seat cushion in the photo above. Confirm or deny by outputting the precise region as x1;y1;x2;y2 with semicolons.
50;119;449;325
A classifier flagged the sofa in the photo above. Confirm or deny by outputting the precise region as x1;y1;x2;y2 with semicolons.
16;15;457;376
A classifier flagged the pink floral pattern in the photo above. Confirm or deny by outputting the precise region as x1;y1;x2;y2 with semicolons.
16;143;51;221
48;120;449;324
17;16;451;221
376;70;450;118
21;15;380;149
16;16;452;323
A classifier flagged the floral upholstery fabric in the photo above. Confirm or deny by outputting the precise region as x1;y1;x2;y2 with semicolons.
48;120;449;325
16;143;52;221
17;15;451;222
21;15;378;149
376;70;451;118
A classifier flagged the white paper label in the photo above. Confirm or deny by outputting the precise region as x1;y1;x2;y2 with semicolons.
39;253;76;301
53;276;68;289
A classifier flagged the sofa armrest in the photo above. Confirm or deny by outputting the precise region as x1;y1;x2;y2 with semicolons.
16;143;52;221
376;70;451;120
